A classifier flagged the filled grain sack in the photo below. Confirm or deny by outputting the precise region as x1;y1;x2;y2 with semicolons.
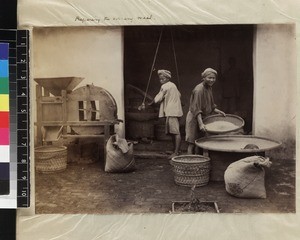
224;156;271;198
105;135;135;173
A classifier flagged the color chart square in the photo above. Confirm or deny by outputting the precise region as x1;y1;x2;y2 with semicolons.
0;112;9;128
0;60;8;77
0;146;9;163
0;163;9;180
0;94;9;111
0;162;9;195
0;77;9;94
0;128;9;145
0;43;9;60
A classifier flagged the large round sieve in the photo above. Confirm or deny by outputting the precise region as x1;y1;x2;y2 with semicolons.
195;135;281;153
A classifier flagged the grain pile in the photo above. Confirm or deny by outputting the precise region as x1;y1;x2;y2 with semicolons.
205;121;237;132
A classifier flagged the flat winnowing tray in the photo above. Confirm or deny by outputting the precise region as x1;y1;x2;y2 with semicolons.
203;114;245;134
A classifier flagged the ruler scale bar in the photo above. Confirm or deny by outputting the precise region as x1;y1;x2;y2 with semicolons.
16;30;30;207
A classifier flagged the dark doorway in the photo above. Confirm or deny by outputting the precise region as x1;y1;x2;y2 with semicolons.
124;25;254;140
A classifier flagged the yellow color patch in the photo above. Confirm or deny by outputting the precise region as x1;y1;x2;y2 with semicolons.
0;94;9;111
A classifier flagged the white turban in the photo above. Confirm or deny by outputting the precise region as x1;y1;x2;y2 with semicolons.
201;68;217;78
157;69;171;79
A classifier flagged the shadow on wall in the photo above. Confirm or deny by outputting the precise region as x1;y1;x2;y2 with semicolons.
267;139;296;160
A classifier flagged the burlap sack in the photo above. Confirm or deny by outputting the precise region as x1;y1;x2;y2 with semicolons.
224;156;271;198
105;135;135;173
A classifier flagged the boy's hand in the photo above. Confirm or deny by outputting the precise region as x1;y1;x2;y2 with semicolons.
138;103;145;111
219;111;226;117
199;124;207;132
148;101;154;106
215;109;226;117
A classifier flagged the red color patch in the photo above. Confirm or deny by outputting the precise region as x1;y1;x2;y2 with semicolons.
0;112;9;128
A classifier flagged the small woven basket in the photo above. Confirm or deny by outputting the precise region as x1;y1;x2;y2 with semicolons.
170;155;210;187
35;146;67;173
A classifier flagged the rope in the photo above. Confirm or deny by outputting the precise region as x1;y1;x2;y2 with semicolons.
171;28;181;91
142;27;164;105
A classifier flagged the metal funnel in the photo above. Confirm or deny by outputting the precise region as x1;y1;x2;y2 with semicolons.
34;77;84;96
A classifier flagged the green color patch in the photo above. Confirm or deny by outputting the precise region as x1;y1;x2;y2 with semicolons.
0;77;9;94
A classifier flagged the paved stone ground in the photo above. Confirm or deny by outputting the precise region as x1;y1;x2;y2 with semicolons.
35;155;295;214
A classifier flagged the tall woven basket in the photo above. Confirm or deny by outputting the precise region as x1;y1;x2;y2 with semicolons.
170;155;210;187
35;146;68;173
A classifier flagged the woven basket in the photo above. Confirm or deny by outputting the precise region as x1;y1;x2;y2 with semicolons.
170;155;210;187
35;146;67;173
203;114;244;134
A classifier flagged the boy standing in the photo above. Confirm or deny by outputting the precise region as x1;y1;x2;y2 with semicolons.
185;68;226;154
150;69;183;159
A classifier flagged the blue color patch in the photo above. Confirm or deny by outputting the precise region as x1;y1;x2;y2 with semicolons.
0;43;9;60
0;60;8;77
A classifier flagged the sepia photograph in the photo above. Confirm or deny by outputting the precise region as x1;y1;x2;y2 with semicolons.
32;24;296;214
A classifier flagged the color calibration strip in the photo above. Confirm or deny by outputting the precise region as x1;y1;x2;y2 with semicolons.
0;29;30;208
0;42;10;195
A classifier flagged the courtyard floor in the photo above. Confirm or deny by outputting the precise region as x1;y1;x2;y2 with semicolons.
35;146;295;214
